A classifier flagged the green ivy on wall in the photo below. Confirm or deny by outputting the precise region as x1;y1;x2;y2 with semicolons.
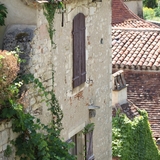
112;109;160;160
0;50;75;159
43;0;64;46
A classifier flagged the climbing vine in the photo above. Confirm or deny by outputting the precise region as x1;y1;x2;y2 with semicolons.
112;109;160;160
82;123;95;134
0;50;75;160
43;0;64;45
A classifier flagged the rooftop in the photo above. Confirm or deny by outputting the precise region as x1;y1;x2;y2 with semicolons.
112;0;160;70
112;28;160;70
112;100;140;120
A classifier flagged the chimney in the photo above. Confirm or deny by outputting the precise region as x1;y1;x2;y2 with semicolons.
112;70;128;106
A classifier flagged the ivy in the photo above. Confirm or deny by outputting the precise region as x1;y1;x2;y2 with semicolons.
83;123;95;134
43;0;64;46
112;109;160;160
3;73;75;160
0;51;75;159
4;145;12;157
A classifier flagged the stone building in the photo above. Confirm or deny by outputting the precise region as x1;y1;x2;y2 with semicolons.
0;0;112;159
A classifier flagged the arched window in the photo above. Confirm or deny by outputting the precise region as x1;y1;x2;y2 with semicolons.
72;13;86;88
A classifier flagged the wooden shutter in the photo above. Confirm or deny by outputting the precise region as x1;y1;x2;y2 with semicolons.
73;13;86;88
85;131;94;160
80;13;86;85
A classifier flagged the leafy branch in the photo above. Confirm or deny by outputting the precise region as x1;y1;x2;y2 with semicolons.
0;3;7;26
112;110;160;160
0;50;75;159
43;0;64;46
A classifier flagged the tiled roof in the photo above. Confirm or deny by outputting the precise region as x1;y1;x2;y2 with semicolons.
112;100;140;120
113;19;159;28
112;0;158;28
123;71;160;138
112;0;136;26
112;0;160;70
112;28;160;70
121;100;140;120
112;0;160;138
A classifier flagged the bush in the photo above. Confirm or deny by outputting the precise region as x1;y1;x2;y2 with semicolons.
143;0;157;9
112;109;160;160
0;50;19;109
0;50;19;87
154;7;160;17
143;7;155;20
0;3;7;26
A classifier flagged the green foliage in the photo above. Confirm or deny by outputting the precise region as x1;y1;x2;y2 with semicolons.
143;0;157;8
4;145;12;157
143;7;160;21
112;109;160;160
154;7;160;16
0;52;75;159
1;73;75;160
43;1;64;46
0;50;20;111
143;7;155;20
83;123;95;134
0;3;7;26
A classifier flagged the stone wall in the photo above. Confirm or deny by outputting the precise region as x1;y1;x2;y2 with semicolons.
0;0;112;159
124;0;143;18
53;1;112;159
0;121;18;160
0;0;36;48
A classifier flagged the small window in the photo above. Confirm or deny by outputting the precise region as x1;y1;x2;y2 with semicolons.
72;13;86;88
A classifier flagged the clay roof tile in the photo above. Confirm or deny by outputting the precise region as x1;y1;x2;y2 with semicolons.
112;0;160;71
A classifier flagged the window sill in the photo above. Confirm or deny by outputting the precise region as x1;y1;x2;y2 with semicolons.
67;83;86;97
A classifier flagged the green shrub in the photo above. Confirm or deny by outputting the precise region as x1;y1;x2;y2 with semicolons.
112;109;160;160
143;7;155;20
154;7;160;16
0;50;19;110
0;3;7;26
143;0;157;9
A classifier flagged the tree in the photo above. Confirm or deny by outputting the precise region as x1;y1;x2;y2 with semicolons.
143;0;157;8
0;3;7;26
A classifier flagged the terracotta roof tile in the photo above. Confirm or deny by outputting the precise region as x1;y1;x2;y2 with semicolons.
112;0;159;29
112;29;160;70
112;0;160;70
112;100;140;120
121;71;160;138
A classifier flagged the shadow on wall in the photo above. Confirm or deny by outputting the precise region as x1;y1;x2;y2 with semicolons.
0;0;37;49
3;24;36;73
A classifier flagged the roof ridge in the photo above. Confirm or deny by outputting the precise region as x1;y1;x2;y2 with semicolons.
112;27;160;32
112;0;159;28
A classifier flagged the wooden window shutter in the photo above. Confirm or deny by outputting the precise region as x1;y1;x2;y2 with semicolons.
85;130;94;160
73;13;86;88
